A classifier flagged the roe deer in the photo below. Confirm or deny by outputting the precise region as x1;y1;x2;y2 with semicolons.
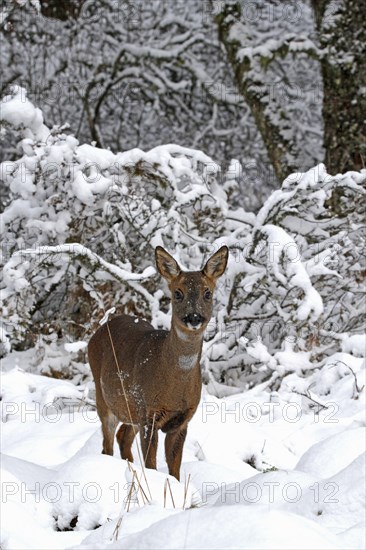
88;245;228;480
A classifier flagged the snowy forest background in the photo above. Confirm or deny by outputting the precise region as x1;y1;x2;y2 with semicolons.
0;1;365;549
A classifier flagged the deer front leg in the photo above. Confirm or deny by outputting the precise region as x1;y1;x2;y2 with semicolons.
140;415;158;470
165;426;187;481
116;423;138;462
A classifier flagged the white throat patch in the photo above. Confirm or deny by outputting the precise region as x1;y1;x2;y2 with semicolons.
176;327;189;341
178;354;198;370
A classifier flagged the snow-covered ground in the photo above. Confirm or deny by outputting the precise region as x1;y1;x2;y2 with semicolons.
1;346;365;550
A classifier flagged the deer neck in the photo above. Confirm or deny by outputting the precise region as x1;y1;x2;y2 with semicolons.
165;322;204;371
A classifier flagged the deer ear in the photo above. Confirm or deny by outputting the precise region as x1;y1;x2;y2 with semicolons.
202;246;228;281
155;246;181;282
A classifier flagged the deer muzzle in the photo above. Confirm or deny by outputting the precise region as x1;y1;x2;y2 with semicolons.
183;313;205;330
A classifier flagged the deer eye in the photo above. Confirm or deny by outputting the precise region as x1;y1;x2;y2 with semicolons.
204;288;212;300
174;289;184;301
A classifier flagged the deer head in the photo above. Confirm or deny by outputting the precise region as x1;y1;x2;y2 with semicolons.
155;246;228;333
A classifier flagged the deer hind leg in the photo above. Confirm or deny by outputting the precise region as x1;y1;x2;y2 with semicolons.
101;410;118;455
116;423;138;462
164;426;187;481
95;392;118;455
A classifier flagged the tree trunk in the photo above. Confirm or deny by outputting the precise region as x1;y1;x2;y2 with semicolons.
39;0;84;21
312;0;366;173
214;2;301;182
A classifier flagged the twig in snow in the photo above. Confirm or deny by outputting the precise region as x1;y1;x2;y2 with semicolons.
346;365;365;398
292;388;329;410
111;514;124;542
183;473;191;510
164;478;176;508
328;359;365;399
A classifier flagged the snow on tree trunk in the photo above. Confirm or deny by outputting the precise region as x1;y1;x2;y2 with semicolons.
214;1;319;182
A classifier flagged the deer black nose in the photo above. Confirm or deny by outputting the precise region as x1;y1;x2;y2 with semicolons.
183;313;205;328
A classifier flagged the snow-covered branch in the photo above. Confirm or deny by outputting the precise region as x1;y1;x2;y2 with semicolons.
1;88;364;395
237;34;321;65
18;244;156;282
